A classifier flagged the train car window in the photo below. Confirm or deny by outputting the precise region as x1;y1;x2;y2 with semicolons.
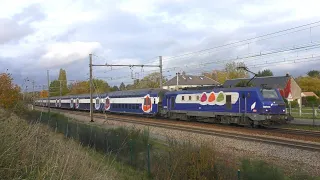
242;93;245;99
226;95;232;109
125;104;128;109
189;96;192;101
196;96;200;101
154;98;156;104
182;96;185;101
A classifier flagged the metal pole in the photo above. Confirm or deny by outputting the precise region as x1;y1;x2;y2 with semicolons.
89;54;94;122
147;144;151;176
313;104;315;127
59;80;62;97
159;56;163;89
47;70;51;122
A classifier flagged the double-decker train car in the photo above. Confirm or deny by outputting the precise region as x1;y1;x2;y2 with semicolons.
34;86;292;127
105;89;166;116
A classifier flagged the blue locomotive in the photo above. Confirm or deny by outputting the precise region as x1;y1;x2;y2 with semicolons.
34;86;292;127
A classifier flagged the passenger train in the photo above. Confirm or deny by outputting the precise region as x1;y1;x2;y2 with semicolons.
34;87;293;127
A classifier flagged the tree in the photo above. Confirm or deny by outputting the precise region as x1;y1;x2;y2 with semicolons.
49;80;60;96
296;76;320;96
203;70;228;84
39;90;48;98
202;62;249;84
235;80;254;87
92;79;110;93
257;69;273;77
307;70;320;78
69;79;110;95
69;81;89;95
225;61;249;79
0;73;21;109
110;85;119;91
58;68;69;95
119;82;126;90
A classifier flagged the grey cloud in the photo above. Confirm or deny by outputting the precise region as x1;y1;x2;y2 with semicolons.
13;3;46;23
6;0;320;87
0;3;46;45
0;18;33;44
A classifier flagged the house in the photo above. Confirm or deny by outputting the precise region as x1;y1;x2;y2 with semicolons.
163;73;220;91
301;92;319;99
223;74;302;105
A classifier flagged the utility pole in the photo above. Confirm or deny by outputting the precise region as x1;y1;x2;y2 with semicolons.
159;56;163;89
47;70;50;115
59;80;62;97
32;80;35;108
89;54;163;122
89;54;94;122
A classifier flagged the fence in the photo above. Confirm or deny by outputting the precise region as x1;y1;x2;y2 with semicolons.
286;106;320;119
23;110;315;180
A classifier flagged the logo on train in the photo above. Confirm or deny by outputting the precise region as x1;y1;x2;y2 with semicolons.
75;98;80;109
70;98;74;108
142;94;152;113
95;97;101;110
105;97;110;111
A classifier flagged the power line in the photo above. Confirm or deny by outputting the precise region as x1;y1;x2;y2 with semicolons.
163;20;320;61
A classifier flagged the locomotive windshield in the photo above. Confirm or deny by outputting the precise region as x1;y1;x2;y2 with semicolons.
261;89;279;99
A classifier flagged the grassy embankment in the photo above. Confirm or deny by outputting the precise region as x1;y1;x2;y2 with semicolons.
1;107;320;180
0;109;147;180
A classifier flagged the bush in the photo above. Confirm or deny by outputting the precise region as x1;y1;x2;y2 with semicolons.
240;159;285;180
151;139;235;180
0;109;117;180
24;110;151;170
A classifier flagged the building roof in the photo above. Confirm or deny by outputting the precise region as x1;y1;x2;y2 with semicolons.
164;74;220;86
223;76;291;89
301;92;319;98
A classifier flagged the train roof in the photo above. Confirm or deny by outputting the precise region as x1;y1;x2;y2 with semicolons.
108;88;168;97
165;87;263;95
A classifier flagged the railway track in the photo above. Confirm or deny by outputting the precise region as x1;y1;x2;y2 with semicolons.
267;128;320;138
38;107;320;152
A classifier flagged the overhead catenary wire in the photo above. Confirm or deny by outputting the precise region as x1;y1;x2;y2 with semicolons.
162;20;320;61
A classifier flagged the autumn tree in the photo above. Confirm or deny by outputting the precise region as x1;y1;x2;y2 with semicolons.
225;61;249;79
69;79;110;95
39;90;48;98
69;81;89;95
202;62;249;84
257;69;273;77
307;70;320;78
296;76;320;96
124;72;166;90
0;73;21;109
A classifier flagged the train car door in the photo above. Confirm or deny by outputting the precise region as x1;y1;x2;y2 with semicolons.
169;96;175;110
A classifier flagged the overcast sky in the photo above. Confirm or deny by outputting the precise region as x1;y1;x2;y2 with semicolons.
1;0;320;90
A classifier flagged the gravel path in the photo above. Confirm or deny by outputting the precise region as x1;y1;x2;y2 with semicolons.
42;109;320;176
